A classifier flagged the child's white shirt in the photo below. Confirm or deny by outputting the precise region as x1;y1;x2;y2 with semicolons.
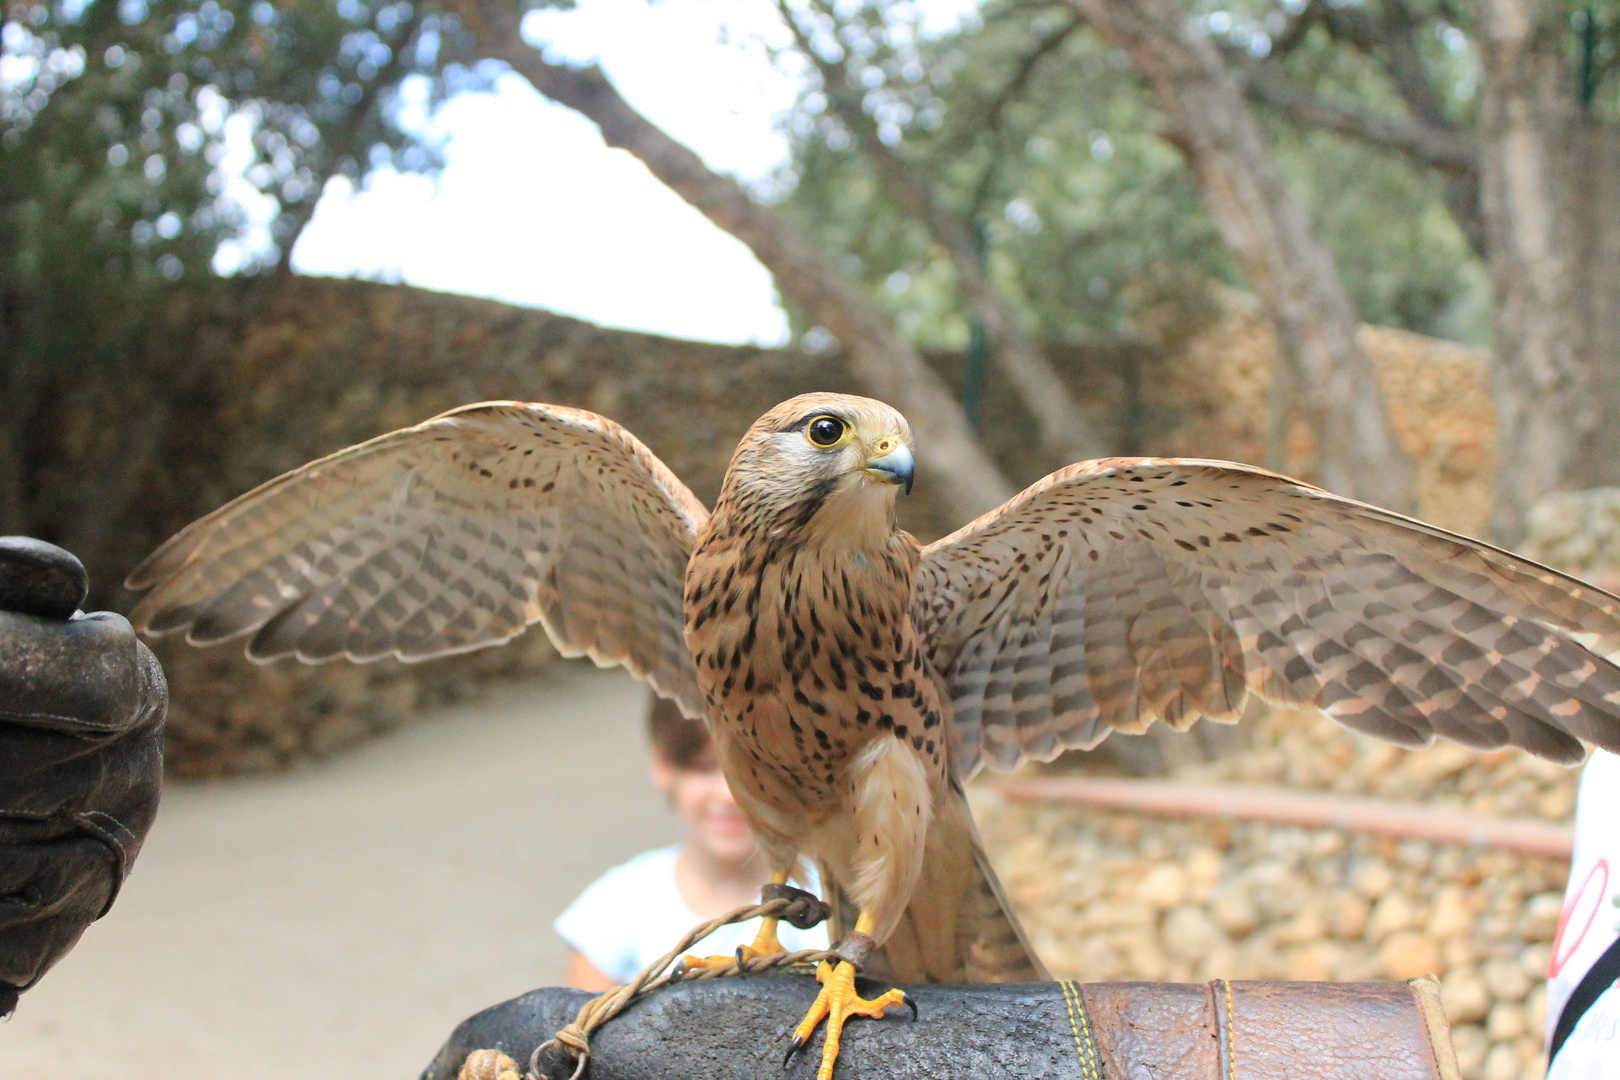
1546;749;1620;1078
555;846;829;984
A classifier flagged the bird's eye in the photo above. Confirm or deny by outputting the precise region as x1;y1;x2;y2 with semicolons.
806;416;846;447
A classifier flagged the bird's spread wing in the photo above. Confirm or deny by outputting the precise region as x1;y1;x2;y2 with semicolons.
127;402;710;716
912;458;1620;777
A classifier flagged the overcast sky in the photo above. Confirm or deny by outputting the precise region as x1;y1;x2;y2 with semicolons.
286;0;975;347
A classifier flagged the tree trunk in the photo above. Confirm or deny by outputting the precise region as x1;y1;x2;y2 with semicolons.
447;1;1014;523
1068;0;1416;514
1477;0;1591;544
784;0;1108;464
1567;118;1620;494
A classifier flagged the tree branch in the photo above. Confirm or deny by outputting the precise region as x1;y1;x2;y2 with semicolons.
783;0;1105;462
964;11;1083;222
1239;0;1488;256
445;0;1014;521
1240;61;1479;174
1066;0;1416;512
274;8;426;276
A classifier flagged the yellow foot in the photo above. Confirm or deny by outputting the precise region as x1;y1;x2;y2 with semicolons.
679;919;788;973
784;960;914;1080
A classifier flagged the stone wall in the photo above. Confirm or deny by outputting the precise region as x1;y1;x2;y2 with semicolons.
127;276;1495;774
973;483;1620;1080
975;702;1575;1080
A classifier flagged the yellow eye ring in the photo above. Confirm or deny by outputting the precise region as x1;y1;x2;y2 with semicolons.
806;415;847;448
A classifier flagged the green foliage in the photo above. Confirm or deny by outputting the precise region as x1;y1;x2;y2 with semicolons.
0;0;495;545
773;0;1493;348
0;0;477;290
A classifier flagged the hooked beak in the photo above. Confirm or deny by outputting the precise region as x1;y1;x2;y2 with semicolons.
863;441;915;495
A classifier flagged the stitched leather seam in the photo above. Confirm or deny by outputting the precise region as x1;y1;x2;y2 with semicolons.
1214;978;1238;1080
1059;979;1101;1080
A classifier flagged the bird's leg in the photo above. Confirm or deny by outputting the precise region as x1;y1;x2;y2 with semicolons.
785;912;913;1080
679;870;792;972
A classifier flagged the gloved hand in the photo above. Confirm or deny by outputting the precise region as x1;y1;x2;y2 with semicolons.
0;537;165;1015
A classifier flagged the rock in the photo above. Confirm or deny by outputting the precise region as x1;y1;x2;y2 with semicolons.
1426;885;1474;939
1481;1043;1521;1080
1486;1002;1526;1041
1210;883;1260;936
1518;892;1565;940
1440;967;1491;1025
1483;956;1531;1003
1378;931;1441;980
1134;864;1188;910
1196;942;1240;982
1367;893;1417;943
1246;861;1309;921
1520;944;1553;982
1399;743;1478;786
1324;890;1370;941
1162;904;1226;962
1449;1025;1488;1075
1525;982;1548;1043
1350;857;1395;899
1287;940;1343;982
1273;900;1328;945
1185;846;1223;898
1394;840;1434;869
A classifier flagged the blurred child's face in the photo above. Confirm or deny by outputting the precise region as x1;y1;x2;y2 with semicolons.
650;751;759;867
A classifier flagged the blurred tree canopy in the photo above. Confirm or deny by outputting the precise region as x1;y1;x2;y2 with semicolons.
769;0;1620;537
4;0;1620;572
774;0;1490;353
0;0;502;564
1;0;468;286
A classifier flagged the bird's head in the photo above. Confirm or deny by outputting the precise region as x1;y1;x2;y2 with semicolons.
716;393;915;545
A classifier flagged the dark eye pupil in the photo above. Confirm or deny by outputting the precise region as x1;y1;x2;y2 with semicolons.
809;418;844;446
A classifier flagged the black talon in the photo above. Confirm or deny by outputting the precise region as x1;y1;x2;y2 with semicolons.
903;992;918;1021
736;946;749;973
783;1036;806;1069
671;958;687;981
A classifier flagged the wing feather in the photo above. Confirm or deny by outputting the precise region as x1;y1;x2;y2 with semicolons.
127;402;710;717
913;458;1620;776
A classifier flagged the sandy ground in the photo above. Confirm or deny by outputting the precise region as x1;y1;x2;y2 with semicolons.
0;665;680;1080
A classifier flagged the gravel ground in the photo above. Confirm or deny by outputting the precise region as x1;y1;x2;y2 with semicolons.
974;702;1581;1080
0;667;678;1080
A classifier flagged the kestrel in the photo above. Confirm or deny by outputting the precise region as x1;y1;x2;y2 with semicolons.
129;393;1620;1079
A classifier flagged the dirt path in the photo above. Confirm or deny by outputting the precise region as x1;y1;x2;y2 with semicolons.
0;665;678;1080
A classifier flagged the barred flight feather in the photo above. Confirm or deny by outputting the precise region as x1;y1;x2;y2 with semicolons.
126;402;710;720
914;458;1620;777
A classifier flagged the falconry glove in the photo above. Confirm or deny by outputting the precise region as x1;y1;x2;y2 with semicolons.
0;537;165;1015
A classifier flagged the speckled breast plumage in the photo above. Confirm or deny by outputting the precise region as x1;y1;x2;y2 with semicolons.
684;519;949;835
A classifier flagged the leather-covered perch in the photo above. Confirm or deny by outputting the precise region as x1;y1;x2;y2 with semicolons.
423;974;1461;1080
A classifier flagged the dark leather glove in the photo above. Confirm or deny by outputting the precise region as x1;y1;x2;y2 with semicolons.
0;537;165;1015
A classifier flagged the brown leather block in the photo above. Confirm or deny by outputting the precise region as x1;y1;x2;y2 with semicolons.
428;975;1462;1080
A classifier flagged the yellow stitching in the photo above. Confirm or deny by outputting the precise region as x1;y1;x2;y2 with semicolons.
1222;979;1238;1080
1060;980;1101;1080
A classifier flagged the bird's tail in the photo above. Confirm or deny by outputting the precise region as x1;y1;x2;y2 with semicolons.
820;780;1048;984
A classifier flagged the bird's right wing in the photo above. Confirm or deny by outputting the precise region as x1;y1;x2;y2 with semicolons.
127;402;710;717
912;458;1620;778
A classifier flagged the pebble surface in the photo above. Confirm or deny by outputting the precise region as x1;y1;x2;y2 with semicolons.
973;701;1579;1080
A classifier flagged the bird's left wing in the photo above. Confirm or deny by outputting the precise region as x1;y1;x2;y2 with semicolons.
912;458;1620;778
127;402;710;717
